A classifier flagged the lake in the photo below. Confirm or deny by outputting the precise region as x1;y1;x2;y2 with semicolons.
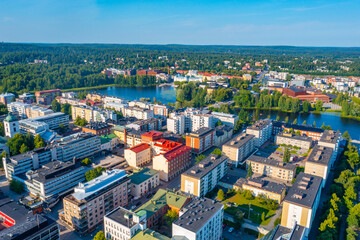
96;85;177;103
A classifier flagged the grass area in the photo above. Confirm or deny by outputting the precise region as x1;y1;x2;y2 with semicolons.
276;147;283;152
324;109;342;112
225;193;276;225
290;150;298;154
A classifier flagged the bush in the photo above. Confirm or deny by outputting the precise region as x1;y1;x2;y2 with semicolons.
81;158;92;166
243;190;254;200
217;189;225;201
9;180;24;194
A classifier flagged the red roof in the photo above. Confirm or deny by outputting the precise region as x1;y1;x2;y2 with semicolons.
154;139;182;150
129;143;150;153
163;145;191;161
141;131;163;139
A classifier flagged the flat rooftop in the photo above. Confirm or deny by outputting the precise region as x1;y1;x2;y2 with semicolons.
247;155;296;171
173;198;223;233
243;177;286;195
319;130;340;144
276;133;312;142
284;172;322;208
129;168;158;185
182;154;228;179
223;133;254;148
307;145;333;166
105;207;138;229
188;127;214;137
283;123;324;134
247;119;272;130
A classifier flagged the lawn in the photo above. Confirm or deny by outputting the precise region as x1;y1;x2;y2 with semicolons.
224;193;276;225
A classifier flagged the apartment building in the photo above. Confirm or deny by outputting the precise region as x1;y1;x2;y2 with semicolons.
167;114;186;134
82;122;112;136
172;198;224;240
113;126;143;148
103;96;128;104
16;92;34;104
124;143;151;168
19;119;56;142
132;229;170;240
181;155;228;197
128;100;151;109
29;112;69;130
61;169;130;235
186;127;215;154
104;207;147;240
281;173;322;237
26;105;54;118
222;133;255;167
24;161;87;200
242;177;286;203
267;224;306;240
129;168;159;200
56;96;81;105
35;89;61;105
135;189;191;228
0;92;15;105
3;133;101;180
73;105;117;123
215;124;233;147
124;107;154;120
152;143;192;182
246;119;273;147
305;145;333;187
0;194;59;240
183;108;201;132
247;155;296;182
152;104;170;118
318;130;341;156
191;114;214;132
275;133;313;150
7;102;30;119
104;101;128;113
283;123;324;140
126;118;162;132
211;112;239;127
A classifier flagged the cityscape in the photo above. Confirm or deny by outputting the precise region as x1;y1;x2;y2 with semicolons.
1;1;360;240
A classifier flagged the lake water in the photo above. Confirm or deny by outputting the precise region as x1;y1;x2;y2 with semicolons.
244;109;360;139
96;85;177;103
96;86;360;138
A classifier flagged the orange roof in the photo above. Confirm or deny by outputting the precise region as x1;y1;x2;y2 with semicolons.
128;143;150;153
163;145;191;161
141;131;163;139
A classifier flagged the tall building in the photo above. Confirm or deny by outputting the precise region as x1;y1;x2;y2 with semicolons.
60;169;130;235
181;155;228;197
29;112;69;130
186;127;215;154
246;119;273;147
318;130;341;158
24;161;87;200
172;198;224;240
3;113;19;138
281;173;322;237
214;124;233;147
222;133;255;167
167;114;185;134
191;114;214;132
7;102;30;119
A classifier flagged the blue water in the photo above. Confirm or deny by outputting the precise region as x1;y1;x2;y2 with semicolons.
96;85;177;103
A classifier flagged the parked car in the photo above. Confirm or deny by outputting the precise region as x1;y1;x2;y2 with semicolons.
228;227;234;233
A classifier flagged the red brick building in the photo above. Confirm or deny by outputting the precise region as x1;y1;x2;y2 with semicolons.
282;87;307;97
82;122;112;136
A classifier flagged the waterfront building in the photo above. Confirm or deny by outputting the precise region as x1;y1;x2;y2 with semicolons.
246;119;273;147
211;111;239;127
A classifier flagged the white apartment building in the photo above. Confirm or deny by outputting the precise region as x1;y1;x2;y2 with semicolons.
103;96;128;104
192;114;214;132
7;102;30;119
29;112;69;129
172;198;224;240
167;115;185;134
211;112;239;127
124;107;154;120
104;102;128;113
246;119;273;147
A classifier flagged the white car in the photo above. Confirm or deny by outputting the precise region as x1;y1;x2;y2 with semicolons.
228;227;234;233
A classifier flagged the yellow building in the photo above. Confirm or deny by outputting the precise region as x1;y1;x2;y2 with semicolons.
242;178;286;203
280;173;322;238
124;143;151;168
113;125;142;148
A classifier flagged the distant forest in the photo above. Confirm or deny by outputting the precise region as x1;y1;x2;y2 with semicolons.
0;43;360;93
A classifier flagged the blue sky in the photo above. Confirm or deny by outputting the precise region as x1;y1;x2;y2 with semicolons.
1;0;360;47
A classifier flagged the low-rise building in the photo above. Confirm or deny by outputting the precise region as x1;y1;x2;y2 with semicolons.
29;112;69;130
135;189;191;228
113;126;143;148
129;168;160;200
222;133;255;167
186;127;215;154
0;92;15;105
124;143;151;168
211;112;239;127
246;119;273;147
172;198;224;240
126;118;161;132
281;173;322;238
181;154;228;197
26;105;54;118
24;161;87;200
82;122;112;136
282;123;324;140
242;177;286;203
61;169;130;235
304;145;333;187
99;133;119;151
275;133;313;150
247;155;296;182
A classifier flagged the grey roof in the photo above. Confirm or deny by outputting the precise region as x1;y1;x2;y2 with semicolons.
283;123;324;134
243;177;286;195
215;125;233;137
219;174;244;186
284;172;322;208
182;154;228;179
276;133;312;142
105;207;138;229
189;127;214;137
83;121;111;130
307;145;333;166
319;130;340;144
247;119;272;130
173;198;223;233
223;133;254;148
269;224;305;240
247;155;296;171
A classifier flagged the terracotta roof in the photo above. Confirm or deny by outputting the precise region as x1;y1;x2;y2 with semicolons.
141;131;163;139
129;143;150;153
163;145;191;161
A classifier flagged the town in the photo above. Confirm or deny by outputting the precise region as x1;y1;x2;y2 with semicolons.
0;59;355;240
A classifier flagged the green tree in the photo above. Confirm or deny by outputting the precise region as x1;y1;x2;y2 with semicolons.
51;99;61;112
0;151;6;168
19;143;30;154
246;163;253;178
0;122;4;137
164;210;178;228
74;116;88;126
85;167;106;182
302;120;307;125
276;115;280;121
315;100;323;112
195;155;206;164
81;158;92;166
61;103;72;116
283;148;291;163
217;189;225;201
93;231;106;240
59;123;66;134
284;116;289;123
261;212;266;222
343;131;351;141
302;100;310;113
313;121;316;127
9;179;24;194
215;120;223;127
34;134;46;148
293;118;297;124
211;148;222;156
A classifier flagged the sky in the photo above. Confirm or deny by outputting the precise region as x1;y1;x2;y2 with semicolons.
1;0;360;47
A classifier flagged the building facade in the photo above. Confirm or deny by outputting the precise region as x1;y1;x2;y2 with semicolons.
246;119;273;147
186;127;215;155
222;133;255;167
124;143;151;168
